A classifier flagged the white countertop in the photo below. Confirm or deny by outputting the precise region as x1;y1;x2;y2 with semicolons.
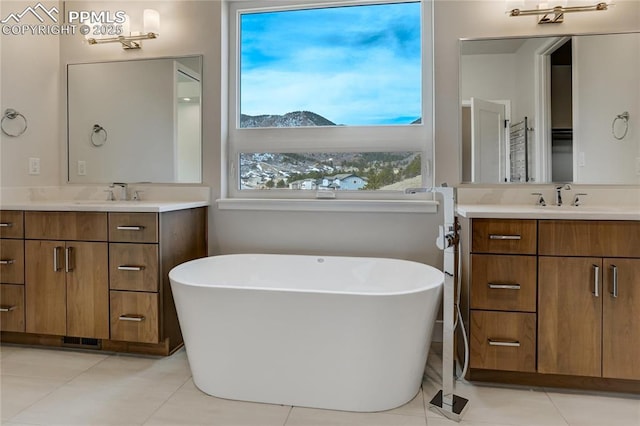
456;204;640;221
0;200;209;213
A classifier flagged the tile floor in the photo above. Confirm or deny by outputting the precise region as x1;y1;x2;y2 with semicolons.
1;342;638;426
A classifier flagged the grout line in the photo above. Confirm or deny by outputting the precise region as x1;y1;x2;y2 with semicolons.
544;391;571;426
282;405;294;426
139;373;193;425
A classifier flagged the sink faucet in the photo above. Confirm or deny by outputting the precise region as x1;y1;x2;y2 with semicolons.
555;184;570;206
110;182;128;201
531;192;546;206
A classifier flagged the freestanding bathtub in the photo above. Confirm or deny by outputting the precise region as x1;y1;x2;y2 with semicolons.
169;254;443;412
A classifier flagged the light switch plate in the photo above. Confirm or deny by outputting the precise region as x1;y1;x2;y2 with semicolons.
28;157;40;175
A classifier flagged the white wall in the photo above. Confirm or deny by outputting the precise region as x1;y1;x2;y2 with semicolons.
0;1;60;187
574;33;640;184
1;0;639;266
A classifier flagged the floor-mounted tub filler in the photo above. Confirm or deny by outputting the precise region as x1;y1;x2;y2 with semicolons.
169;253;443;412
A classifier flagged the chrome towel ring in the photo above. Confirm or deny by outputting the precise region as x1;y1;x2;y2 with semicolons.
91;124;107;146
1;108;28;137
612;111;629;140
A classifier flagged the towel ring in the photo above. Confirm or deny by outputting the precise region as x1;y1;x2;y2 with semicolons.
91;124;107;147
612;111;629;140
1;109;28;137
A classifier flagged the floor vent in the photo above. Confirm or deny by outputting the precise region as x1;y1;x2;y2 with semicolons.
62;336;101;349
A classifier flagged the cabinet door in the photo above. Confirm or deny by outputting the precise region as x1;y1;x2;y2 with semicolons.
538;256;602;377
66;242;109;339
25;241;66;335
602;258;640;380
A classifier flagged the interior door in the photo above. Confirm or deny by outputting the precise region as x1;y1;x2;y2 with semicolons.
471;98;506;183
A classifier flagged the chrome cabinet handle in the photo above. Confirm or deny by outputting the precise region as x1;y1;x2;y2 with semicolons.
0;305;16;312
611;265;618;298
53;246;62;272
118;314;145;322
593;264;600;297
0;259;15;265
489;234;521;240
488;338;521;347
116;225;145;231
65;247;74;272
0;222;13;227
488;283;521;290
117;265;145;271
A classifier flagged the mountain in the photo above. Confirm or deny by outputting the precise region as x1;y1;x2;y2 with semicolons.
240;111;336;128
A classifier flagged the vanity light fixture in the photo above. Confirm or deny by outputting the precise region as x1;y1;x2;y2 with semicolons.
87;9;159;49
506;0;612;24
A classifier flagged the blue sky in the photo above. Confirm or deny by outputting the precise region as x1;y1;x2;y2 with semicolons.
240;2;422;125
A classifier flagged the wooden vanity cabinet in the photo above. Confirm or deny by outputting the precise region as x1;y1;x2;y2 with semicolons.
538;220;640;381
1;207;206;356
468;219;537;373
464;217;640;392
104;208;207;354
1;210;25;332
24;212;109;339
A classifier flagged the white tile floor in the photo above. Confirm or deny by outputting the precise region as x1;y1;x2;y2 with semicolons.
1;342;639;426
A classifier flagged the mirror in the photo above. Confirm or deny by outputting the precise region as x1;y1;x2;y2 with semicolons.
460;33;639;184
68;56;202;184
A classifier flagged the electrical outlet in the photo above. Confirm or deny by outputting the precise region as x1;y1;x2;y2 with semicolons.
77;160;87;176
28;157;40;175
578;152;586;167
636;157;640;176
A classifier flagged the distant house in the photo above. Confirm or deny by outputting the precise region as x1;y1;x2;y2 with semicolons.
288;178;317;190
318;173;367;190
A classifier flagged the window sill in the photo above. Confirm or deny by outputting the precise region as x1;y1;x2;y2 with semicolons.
216;198;439;213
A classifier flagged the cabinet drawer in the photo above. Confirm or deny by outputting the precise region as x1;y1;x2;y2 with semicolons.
471;254;536;312
470;311;536;372
472;219;536;255
109;213;158;243
539;220;640;257
25;211;107;241
109;243;159;292
0;239;24;284
1;284;25;332
0;210;24;238
110;291;159;344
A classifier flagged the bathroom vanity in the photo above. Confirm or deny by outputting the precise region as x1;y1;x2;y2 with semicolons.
457;205;640;393
0;202;207;356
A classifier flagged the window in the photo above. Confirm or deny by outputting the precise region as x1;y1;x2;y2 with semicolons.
227;0;433;200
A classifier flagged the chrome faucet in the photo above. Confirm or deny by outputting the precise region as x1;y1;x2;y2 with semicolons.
531;192;546;206
555;184;570;206
572;192;588;207
110;182;128;201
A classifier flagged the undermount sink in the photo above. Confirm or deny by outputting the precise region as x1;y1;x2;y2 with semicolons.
73;200;154;206
535;205;628;213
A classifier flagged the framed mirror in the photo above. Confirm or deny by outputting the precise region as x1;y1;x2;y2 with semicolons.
67;55;202;184
460;33;639;185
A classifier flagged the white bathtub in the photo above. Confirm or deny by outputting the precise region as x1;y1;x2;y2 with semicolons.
169;254;443;412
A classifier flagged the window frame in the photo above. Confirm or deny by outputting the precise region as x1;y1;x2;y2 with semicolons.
226;0;434;201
